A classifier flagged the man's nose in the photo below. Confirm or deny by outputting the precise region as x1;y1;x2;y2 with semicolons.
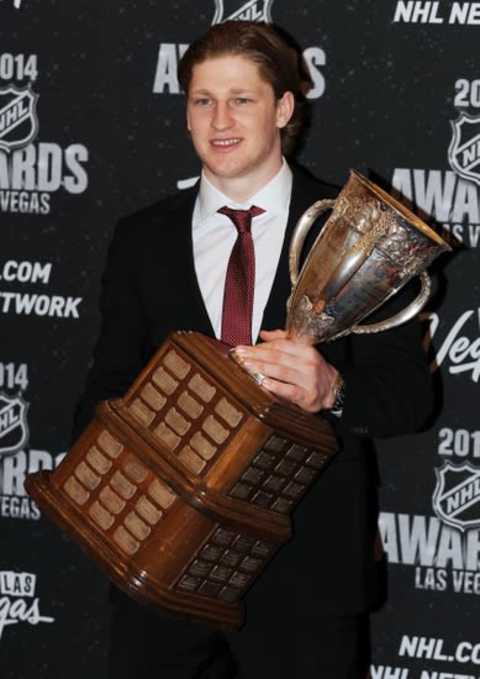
211;101;234;130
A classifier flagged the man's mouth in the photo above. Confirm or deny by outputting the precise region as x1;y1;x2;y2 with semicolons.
210;138;242;148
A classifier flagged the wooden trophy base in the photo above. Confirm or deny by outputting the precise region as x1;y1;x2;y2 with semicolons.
26;331;337;628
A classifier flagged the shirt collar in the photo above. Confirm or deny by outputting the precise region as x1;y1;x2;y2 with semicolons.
196;158;293;223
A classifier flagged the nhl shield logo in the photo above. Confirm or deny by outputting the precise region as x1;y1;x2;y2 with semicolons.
0;85;39;153
0;392;29;457
212;0;273;24
433;461;480;531
448;112;480;188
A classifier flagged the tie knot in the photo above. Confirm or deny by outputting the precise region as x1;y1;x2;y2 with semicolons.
218;205;265;234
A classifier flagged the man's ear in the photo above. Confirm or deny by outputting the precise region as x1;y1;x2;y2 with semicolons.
276;91;295;129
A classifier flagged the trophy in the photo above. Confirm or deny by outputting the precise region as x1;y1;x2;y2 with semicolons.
286;170;447;342
25;170;450;628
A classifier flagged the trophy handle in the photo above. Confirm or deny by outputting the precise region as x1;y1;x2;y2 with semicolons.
351;271;431;335
289;199;336;287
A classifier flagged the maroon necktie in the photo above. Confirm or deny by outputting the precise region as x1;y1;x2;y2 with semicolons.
218;205;265;346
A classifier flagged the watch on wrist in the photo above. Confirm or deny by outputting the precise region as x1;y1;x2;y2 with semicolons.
328;372;345;416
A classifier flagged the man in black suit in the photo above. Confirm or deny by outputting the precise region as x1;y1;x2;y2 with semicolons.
74;20;433;679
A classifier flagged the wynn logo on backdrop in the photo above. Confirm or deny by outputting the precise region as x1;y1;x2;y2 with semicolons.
0;85;39;153
433;461;480;532
212;0;273;24
448;113;480;188
0;393;29;457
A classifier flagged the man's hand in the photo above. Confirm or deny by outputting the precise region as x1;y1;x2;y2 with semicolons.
232;329;340;413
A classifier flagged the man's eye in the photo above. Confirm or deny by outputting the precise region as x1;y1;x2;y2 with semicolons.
233;97;251;105
193;98;211;107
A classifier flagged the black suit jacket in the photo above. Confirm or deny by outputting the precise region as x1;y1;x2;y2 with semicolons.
74;166;433;615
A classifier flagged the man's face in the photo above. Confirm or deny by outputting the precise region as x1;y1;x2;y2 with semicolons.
186;54;293;193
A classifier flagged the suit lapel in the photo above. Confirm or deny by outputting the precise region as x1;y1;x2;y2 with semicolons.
183;195;216;338
156;187;215;338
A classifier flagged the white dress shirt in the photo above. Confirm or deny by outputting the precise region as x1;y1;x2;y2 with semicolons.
192;160;293;343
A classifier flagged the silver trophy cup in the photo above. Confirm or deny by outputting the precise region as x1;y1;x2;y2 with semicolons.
286;170;450;343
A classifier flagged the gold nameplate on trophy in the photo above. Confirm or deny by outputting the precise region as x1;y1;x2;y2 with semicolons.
25;171;450;627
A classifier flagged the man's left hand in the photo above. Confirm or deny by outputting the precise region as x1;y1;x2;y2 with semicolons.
233;329;339;413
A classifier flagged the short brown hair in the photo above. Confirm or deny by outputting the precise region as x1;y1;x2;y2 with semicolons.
178;21;311;156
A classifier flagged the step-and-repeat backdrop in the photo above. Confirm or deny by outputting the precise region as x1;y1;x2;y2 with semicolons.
1;1;479;677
